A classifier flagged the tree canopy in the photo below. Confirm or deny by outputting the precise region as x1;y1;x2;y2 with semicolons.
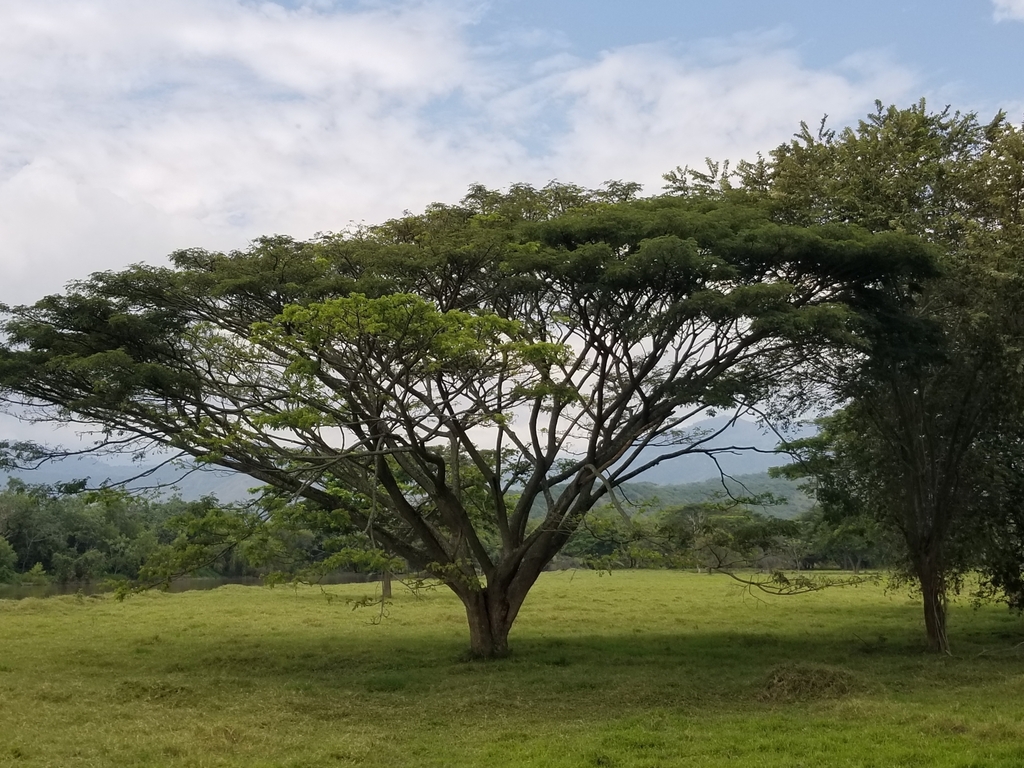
755;101;1024;652
0;176;935;655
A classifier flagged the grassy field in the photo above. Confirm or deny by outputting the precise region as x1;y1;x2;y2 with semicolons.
2;571;1024;767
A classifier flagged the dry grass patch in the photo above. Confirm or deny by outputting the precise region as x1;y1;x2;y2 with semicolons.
756;661;858;703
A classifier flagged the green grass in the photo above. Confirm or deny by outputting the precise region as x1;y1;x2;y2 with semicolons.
2;571;1024;767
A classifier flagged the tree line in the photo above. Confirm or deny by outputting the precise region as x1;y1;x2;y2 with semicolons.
561;498;896;576
0;478;400;587
0;482;260;585
0;472;891;587
1;99;1022;656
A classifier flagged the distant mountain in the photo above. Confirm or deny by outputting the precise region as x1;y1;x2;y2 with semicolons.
597;473;815;520
1;455;257;501
1;416;813;501
614;415;812;485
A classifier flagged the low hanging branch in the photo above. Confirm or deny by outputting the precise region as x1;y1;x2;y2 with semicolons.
709;562;881;597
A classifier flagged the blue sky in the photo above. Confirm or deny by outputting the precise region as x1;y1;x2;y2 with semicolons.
478;0;1023;102
0;0;1021;311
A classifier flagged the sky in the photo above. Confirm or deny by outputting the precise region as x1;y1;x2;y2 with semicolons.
1;0;1022;308
0;0;1021;451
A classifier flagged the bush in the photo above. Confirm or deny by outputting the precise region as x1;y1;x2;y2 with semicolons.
0;536;16;582
19;562;50;586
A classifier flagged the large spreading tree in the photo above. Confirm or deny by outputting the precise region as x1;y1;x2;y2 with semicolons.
0;185;931;656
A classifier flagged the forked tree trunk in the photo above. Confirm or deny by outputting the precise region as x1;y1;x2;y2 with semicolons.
457;560;551;658
452;529;568;657
462;588;515;659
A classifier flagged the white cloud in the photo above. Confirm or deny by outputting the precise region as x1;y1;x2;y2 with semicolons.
993;0;1024;21
504;41;914;189
0;0;505;302
0;1;917;306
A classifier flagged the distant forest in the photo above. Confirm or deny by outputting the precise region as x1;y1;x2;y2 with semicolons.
2;470;874;589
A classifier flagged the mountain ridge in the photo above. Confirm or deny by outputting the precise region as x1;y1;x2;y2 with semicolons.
1;417;810;502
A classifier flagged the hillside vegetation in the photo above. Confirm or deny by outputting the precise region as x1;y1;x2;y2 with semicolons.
597;473;814;520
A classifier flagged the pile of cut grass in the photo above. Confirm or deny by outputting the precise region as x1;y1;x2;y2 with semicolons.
756;662;858;703
2;570;1024;767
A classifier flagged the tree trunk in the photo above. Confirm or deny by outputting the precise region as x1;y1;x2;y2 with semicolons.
381;569;392;599
461;588;514;658
919;562;950;654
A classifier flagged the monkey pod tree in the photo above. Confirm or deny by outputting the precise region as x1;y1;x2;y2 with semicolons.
0;188;932;657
